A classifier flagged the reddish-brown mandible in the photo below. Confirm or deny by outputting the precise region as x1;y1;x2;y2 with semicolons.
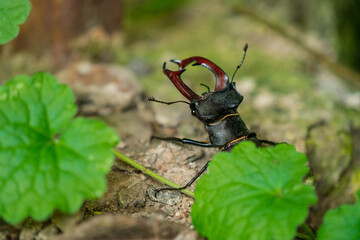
162;56;229;101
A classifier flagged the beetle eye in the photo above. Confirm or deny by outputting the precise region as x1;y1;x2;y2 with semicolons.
191;109;196;115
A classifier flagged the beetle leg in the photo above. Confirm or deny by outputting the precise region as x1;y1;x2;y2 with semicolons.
258;139;278;146
151;136;213;148
155;161;209;196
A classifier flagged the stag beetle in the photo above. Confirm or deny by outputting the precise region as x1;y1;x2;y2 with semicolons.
149;44;275;193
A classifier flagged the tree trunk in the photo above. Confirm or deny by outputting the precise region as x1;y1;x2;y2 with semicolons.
4;0;123;66
333;0;360;71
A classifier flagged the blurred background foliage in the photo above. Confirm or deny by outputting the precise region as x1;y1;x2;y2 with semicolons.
0;0;359;134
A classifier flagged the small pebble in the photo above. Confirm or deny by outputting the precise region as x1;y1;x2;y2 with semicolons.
147;188;183;206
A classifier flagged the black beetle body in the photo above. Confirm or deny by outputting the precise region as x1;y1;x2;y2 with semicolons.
149;45;275;193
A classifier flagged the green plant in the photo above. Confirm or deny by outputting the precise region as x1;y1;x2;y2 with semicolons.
0;2;119;224
191;141;317;240
0;0;31;44
0;73;119;224
317;190;360;240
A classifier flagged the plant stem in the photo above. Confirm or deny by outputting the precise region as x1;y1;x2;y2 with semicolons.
113;149;195;198
295;232;312;240
301;223;316;240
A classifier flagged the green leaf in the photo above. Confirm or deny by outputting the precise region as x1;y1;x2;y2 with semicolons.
191;141;317;240
317;190;360;240
0;0;31;44
0;73;119;224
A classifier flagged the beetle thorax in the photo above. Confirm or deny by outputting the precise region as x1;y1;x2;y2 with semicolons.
189;82;250;148
189;83;243;123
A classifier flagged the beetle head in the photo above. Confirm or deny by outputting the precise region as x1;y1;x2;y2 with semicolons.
162;55;246;123
190;82;243;123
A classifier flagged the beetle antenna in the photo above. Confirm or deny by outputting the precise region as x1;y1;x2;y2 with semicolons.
148;96;189;105
231;43;248;82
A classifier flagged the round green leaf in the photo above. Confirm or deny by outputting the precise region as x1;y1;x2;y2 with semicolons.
0;73;119;224
0;0;31;44
191;141;317;240
317;190;360;240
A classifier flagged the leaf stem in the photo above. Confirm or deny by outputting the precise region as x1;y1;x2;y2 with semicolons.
301;223;316;240
113;149;195;198
295;232;312;240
